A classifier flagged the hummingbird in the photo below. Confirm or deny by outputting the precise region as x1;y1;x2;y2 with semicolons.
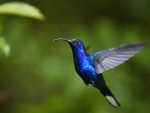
53;38;147;107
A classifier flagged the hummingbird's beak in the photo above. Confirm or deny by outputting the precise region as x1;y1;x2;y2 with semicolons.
53;38;71;43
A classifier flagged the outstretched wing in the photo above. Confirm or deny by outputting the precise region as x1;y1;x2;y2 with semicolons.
92;42;147;74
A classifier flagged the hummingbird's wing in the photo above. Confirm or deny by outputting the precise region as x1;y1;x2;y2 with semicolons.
92;42;147;74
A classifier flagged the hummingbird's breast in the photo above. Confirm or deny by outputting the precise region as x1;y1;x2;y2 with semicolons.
74;56;99;83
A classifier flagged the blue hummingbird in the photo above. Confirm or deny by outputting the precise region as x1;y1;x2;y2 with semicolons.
53;38;147;107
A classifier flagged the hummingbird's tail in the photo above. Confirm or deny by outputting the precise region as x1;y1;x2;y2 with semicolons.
95;74;120;107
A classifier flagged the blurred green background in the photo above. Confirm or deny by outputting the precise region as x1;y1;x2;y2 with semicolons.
0;0;150;113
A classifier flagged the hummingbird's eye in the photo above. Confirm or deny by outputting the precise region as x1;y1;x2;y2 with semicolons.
72;40;80;45
75;41;80;45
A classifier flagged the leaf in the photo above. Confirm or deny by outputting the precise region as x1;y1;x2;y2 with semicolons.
0;2;45;20
0;37;10;57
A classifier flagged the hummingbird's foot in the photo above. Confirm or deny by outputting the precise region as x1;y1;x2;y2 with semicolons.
91;81;95;87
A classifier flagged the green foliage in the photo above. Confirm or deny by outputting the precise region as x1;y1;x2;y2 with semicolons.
0;1;45;57
0;2;45;20
0;37;10;56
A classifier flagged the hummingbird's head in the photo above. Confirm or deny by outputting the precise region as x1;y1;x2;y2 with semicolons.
53;38;85;51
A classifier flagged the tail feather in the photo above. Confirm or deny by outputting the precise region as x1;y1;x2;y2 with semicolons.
104;87;120;107
95;74;120;107
105;95;120;107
